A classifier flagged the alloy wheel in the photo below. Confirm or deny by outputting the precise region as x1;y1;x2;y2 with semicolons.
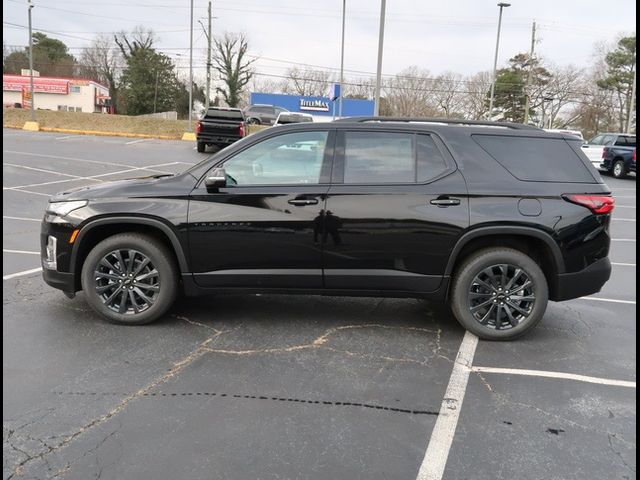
468;264;535;330
94;249;160;315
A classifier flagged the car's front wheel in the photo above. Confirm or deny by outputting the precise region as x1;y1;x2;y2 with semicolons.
450;248;548;340
81;233;178;325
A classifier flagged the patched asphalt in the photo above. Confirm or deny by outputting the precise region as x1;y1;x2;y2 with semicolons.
3;129;636;480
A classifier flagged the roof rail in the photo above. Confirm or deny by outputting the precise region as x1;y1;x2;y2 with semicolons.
333;116;541;130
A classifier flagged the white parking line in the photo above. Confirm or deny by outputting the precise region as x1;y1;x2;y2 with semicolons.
613;218;636;222
612;188;637;191
611;238;636;242
3;249;39;255
615;205;636;209
55;136;71;140
612;262;636;267
614;195;636;199
3;150;135;169
125;139;146;145
580;296;636;305
470;367;636;388
416;331;478;480
3;267;42;280
3;162;87;179
7;188;51;197
3;216;41;222
5;162;178;190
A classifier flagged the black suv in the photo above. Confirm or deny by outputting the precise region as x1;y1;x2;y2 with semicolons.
41;118;614;340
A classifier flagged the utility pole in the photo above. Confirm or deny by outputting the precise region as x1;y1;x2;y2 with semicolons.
205;0;212;110
523;21;536;125
373;0;386;116
338;0;346;118
188;0;194;129
488;2;510;120
627;67;636;133
27;0;35;120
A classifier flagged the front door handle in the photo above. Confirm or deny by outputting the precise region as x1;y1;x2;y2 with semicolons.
430;197;461;206
288;198;319;206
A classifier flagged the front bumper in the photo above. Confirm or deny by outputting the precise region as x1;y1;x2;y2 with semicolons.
552;257;611;301
42;268;76;294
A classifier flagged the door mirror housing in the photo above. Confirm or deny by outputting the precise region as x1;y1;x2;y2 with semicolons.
204;168;227;190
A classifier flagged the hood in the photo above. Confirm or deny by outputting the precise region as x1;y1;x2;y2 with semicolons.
49;173;194;202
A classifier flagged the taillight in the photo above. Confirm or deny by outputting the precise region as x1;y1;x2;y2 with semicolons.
633;149;636;163
239;121;245;137
196;121;202;134
601;146;608;158
563;194;615;214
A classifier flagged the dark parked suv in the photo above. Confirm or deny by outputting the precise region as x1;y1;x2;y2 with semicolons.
41;118;614;340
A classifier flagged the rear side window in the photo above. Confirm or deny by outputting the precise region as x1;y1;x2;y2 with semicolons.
342;131;448;184
473;135;595;183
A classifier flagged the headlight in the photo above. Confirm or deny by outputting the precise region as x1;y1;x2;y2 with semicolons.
45;200;88;217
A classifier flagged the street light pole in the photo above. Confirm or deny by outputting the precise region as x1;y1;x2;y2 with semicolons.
27;0;35;120
373;0;386;116
338;0;346;118
205;0;212;110
487;2;510;120
188;0;194;129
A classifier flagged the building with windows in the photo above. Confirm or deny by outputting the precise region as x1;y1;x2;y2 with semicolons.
2;72;112;113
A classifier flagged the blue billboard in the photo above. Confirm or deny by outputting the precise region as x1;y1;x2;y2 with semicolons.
250;92;374;117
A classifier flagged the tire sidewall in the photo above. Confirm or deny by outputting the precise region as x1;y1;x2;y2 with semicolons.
613;160;625;178
81;234;177;325
451;249;548;340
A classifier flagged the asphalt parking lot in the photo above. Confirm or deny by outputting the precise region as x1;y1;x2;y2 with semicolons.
2;128;636;480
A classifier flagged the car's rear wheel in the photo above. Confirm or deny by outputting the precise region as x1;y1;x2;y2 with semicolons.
450;248;548;340
246;117;260;125
81;233;178;325
612;160;626;179
196;141;206;153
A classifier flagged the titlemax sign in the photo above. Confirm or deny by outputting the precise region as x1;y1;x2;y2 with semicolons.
299;99;329;112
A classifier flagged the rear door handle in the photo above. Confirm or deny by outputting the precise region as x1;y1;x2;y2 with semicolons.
288;198;319;206
430;198;461;206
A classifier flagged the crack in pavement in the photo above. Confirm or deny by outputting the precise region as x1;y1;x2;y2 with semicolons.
608;433;636;474
6;332;223;479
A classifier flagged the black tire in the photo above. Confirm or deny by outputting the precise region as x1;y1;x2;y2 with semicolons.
612;160;627;179
450;247;548;340
196;141;206;153
246;117;260;125
81;233;178;325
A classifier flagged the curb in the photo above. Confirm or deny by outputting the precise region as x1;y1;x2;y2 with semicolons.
3;123;186;140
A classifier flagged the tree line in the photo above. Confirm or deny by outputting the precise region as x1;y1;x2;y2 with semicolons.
3;28;636;137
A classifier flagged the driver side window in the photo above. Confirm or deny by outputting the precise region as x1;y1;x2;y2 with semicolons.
222;131;330;185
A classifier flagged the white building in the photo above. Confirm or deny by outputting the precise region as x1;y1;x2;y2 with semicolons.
3;72;112;113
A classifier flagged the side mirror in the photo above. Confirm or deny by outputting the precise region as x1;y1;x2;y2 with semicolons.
204;168;227;190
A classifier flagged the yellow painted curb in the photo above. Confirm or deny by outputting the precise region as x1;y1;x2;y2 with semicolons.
23;121;40;131
181;132;197;141
39;127;179;140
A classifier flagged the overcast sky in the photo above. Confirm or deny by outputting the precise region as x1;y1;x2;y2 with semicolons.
3;0;637;84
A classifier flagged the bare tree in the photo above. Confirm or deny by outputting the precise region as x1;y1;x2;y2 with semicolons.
460;71;492;120
78;35;122;109
213;33;256;107
431;71;465;117
283;66;333;97
383;66;438;117
344;77;374;99
538;64;584;128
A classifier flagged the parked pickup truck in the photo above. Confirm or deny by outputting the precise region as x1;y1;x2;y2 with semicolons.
601;145;636;178
581;133;636;177
196;107;246;153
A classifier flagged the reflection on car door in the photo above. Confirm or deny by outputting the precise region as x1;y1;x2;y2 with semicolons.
188;129;334;289
323;130;469;293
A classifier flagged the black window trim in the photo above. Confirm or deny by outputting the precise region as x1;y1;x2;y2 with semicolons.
197;128;336;189
331;128;457;186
